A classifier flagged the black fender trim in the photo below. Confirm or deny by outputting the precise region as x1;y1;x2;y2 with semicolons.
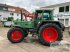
37;21;65;32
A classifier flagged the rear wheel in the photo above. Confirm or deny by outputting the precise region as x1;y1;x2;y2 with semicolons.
7;28;26;43
39;23;63;46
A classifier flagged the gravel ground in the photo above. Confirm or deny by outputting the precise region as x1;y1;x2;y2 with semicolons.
0;27;70;52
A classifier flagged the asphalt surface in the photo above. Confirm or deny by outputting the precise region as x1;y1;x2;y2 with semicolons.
0;27;70;52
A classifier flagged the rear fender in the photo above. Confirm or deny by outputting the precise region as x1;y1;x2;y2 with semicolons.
37;21;65;33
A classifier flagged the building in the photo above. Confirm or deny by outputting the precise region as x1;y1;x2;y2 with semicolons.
0;3;8;21
0;3;30;21
41;2;70;27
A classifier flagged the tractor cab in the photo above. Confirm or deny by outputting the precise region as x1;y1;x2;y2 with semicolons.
34;10;53;28
34;10;53;21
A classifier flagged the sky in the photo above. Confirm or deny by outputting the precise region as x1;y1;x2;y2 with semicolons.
0;0;70;12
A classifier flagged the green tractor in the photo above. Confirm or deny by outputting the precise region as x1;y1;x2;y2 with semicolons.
7;9;65;46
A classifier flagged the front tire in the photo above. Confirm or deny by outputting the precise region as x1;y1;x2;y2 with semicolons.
39;23;63;46
7;28;26;43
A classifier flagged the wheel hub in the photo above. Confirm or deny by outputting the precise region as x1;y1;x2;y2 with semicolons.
42;27;58;42
15;34;19;36
48;32;52;36
11;30;22;41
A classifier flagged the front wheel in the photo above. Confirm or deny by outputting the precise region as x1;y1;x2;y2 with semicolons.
39;23;63;46
7;28;25;43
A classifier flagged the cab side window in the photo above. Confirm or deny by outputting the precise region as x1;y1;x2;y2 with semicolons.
43;13;49;20
38;13;42;20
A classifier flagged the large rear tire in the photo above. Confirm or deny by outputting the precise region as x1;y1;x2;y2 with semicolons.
7;28;26;43
39;23;63;46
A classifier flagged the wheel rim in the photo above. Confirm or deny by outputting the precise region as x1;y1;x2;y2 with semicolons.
11;30;22;41
42;27;58;42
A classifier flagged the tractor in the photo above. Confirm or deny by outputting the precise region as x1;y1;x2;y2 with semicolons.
7;9;65;46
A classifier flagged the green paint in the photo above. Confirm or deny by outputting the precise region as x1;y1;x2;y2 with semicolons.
14;10;53;29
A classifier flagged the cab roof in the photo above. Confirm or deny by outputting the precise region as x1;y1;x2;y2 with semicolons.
35;8;54;11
